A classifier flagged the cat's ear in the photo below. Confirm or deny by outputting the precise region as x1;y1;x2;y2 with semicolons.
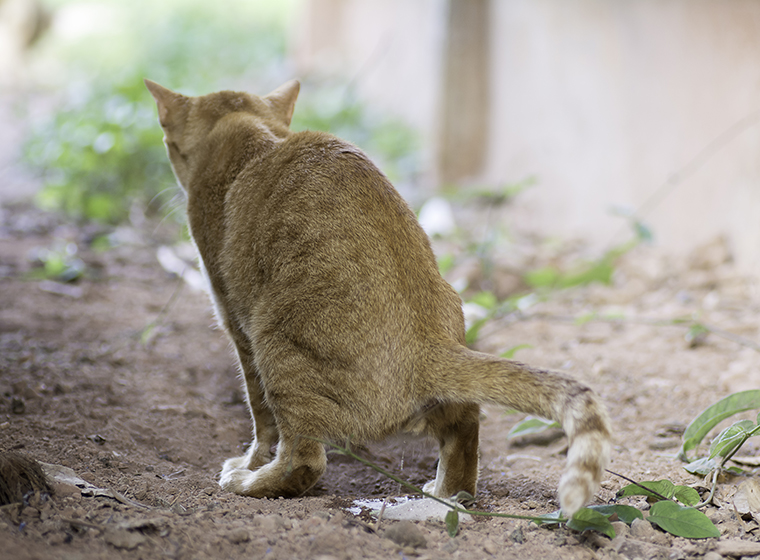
265;79;300;127
144;79;185;128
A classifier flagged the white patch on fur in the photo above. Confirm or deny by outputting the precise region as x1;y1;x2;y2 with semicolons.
558;431;611;516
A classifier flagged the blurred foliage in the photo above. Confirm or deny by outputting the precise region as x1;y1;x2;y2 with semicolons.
291;85;420;183
24;0;419;225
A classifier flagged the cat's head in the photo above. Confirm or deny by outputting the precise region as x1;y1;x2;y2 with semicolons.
144;79;300;190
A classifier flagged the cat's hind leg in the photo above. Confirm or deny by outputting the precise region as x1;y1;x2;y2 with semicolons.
422;402;480;499
220;432;326;497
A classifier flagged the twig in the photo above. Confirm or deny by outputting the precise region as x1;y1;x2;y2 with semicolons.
695;430;755;508
306;437;568;523
605;469;673;503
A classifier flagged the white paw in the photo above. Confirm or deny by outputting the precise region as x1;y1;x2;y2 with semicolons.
222;454;250;474
422;480;437;495
219;466;256;494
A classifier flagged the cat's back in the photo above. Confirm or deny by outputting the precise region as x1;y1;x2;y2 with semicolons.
228;129;431;269
222;128;464;344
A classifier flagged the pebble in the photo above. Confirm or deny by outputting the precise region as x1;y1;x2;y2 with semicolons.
702;553;722;560
614;537;666;559
104;528;146;550
630;517;655;538
510;526;525;543
482;539;499;555
383;520;427;549
441;538;459;553
227;527;250;544
253;513;288;532
611;521;630;538
716;539;760;557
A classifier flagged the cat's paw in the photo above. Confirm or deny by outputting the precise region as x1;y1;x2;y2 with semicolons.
422;480;437;495
219;467;257;495
221;454;250;474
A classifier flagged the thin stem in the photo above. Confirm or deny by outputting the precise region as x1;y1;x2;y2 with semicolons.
605;469;673;503
308;437;567;523
694;468;719;509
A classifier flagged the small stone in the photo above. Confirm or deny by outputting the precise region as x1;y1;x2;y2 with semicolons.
384;521;427;549
702;552;723;560
611;521;630;538
441;538;459;553
254;514;287;532
47;532;67;546
615;538;665;559
104;528;146;550
525;500;539;509
310;528;349;556
510;526;525;543
483;539;499;555
227;527;250;543
202;486;216;496
630;517;655;538
715;539;760;557
11;396;25;414
51;481;80;498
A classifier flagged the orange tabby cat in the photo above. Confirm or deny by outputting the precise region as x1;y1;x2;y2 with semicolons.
145;78;612;516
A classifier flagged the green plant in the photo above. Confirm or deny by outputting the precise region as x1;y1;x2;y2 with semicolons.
26;1;418;227
27;241;86;282
677;390;760;506
26;0;289;223
612;477;719;539
312;438;629;538
312;437;723;540
290;85;419;184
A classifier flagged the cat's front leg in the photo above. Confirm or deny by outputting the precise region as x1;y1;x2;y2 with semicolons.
220;433;326;497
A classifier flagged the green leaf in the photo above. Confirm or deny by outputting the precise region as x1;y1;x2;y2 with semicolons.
709;420;755;459
507;416;562;440
673;486;701;507
454;491;475;504
531;509;564;526
647;501;720;539
567;508;616;539
465;317;488;345
445;509;459;537
524;266;560;289
616;480;675;501
469;291;498;310
684;457;720;476
500;344;533;359
574;312;597;326
437;253;455;276
634;220;654;243
678;390;760;461
586;504;643;525
685;323;710;347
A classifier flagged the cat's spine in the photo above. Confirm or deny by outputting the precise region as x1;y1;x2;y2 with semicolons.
429;346;612;516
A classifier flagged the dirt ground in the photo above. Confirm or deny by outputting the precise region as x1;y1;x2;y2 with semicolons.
1;198;760;560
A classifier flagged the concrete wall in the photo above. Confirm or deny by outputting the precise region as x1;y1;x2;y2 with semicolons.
293;0;760;275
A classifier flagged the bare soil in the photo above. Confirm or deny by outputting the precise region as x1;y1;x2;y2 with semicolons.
1;201;759;560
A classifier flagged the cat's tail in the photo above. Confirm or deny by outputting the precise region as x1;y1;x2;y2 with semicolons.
429;345;612;517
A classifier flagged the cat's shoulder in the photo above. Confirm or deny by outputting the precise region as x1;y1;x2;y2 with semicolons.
283;130;363;157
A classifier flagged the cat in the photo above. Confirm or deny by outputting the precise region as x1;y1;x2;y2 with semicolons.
145;78;612;516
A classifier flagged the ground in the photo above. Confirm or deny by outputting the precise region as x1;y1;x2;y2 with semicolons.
1;200;759;560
